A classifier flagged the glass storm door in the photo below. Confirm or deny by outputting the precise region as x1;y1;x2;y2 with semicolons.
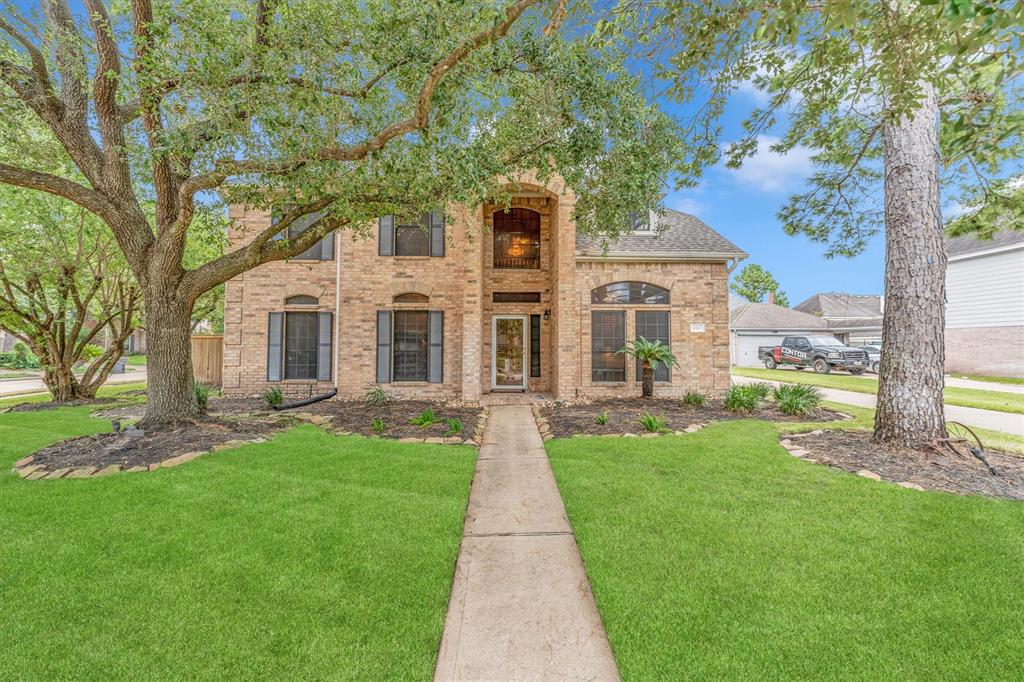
492;316;527;390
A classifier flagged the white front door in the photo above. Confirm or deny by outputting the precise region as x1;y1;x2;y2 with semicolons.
492;315;528;390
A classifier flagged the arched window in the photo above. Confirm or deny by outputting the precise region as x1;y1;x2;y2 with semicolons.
284;295;319;306
393;293;429;304
493;208;540;269
591;282;669;305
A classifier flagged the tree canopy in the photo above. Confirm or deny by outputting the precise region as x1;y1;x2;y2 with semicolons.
730;264;790;307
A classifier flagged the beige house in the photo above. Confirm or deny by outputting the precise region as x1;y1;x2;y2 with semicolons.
221;178;746;400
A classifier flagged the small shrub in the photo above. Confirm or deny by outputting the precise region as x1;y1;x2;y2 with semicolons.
364;383;393;407
638;410;669;433
681;390;707;406
774;384;823;415
372;418;387;435
746;382;773;401
194;383;211;412
594;411;609;425
410;407;439;427
262;387;283;407
724;385;759;412
444;417;462;436
8;342;40;369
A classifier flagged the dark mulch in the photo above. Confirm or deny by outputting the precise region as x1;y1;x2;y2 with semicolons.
541;398;841;438
27;417;287;471
303;400;482;440
6;398;115;413
796;430;1024;500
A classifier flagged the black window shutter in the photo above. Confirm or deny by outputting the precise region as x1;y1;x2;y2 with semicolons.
429;210;445;257
378;216;394;256
428;310;444;383
376;311;392;383
267;312;284;381
317;312;333;381
530;314;541;378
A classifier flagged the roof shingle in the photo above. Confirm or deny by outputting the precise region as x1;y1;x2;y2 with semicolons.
575;209;747;260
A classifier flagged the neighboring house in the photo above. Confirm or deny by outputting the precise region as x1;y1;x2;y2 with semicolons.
0;328;17;352
794;292;883;346
221;176;746;399
728;302;832;367
945;230;1024;377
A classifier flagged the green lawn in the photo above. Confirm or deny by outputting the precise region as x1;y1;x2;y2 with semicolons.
951;373;1024;386
548;423;1024;679
1;407;475;679
733;366;1024;415
125;354;147;366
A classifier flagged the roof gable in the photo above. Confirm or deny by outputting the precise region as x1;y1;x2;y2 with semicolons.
576;209;747;260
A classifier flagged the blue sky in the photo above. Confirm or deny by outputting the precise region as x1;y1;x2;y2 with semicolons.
659;86;887;307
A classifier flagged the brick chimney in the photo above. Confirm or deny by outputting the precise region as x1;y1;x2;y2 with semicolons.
768;291;775;305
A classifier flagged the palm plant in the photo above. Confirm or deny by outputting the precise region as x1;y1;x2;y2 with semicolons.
618;337;680;398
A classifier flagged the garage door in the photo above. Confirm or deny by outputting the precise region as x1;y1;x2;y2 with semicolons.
733;333;785;367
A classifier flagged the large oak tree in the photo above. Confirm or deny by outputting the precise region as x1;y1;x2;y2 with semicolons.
0;0;685;426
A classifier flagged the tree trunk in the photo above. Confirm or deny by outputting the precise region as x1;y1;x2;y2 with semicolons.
43;364;86;401
138;291;199;428
641;361;654;398
874;82;946;448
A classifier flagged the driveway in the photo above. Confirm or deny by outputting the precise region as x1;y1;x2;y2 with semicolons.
732;374;1024;437
0;368;147;398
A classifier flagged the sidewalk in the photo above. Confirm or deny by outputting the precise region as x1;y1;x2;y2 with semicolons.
434;405;619;681
0;368;147;398
732;374;1024;437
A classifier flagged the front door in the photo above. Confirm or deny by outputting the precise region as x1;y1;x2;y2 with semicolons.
492;315;527;391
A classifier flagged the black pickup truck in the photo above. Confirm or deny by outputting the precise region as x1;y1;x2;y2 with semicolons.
758;336;870;374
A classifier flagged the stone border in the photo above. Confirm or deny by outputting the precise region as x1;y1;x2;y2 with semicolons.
778;431;925;491
532;404;708;441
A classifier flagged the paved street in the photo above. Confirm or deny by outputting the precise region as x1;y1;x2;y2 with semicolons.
0;368;147;399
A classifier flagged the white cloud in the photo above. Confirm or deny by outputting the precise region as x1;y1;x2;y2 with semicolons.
667;196;710;217
723;135;814;193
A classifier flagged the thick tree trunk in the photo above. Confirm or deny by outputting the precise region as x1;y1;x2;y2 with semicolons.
138;291;198;428
641;361;654;398
874;83;946;448
43;365;86;401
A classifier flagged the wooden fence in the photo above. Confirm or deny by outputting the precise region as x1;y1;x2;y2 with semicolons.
191;334;223;388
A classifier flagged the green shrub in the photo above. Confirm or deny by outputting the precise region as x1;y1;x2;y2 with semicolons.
444;417;462;436
7;342;40;369
638;410;669;433
364;383;393;407
194;383;211;412
594;411;609;425
372;418;387;435
746;382;773;401
262;387;283;407
724;385;759;412
773;383;824;415
681;390;707;406
409;407;439;427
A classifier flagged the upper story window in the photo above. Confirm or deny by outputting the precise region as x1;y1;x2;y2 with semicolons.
493;208;540;269
272;207;334;261
591;281;670;305
379;211;445;257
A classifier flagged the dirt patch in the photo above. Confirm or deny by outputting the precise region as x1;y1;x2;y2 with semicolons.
540;398;840;438
795;430;1024;500
5;398;116;413
25;417;287;471
302;400;482;440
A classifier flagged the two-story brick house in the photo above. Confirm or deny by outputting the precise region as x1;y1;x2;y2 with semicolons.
221;176;746;401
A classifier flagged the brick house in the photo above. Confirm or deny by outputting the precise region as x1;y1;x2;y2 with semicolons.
221;177;746;400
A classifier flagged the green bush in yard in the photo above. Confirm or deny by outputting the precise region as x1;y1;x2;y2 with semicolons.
372;418;387;435
444;417;462;437
262;387;283;407
409;407;439;427
681;390;707;406
724;385;759;412
774;384;823;415
3;342;40;369
194;384;212;413
638;410;669;433
595;411;609;425
363;383;393;407
746;382;773;401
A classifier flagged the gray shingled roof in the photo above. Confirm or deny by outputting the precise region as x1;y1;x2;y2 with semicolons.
730;302;829;331
946;229;1024;258
794;293;882;319
576;209;747;259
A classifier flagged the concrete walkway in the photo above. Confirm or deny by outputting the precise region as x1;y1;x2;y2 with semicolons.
732;374;1024;436
434;405;619;682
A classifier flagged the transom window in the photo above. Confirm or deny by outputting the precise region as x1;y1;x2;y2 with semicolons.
284;295;318;306
591;281;670;305
493;292;541;303
493;208;540;269
393;293;429;304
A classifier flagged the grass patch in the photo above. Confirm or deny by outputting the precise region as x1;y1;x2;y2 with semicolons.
125;354;147;367
0;382;148;409
951;373;1024;386
0;407;475;679
548;422;1024;679
733;367;1024;415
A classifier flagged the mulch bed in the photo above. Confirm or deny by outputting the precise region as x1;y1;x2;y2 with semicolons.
302;400;483;440
25;417;285;471
794;430;1024;500
540;398;841;438
6;398;115;413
